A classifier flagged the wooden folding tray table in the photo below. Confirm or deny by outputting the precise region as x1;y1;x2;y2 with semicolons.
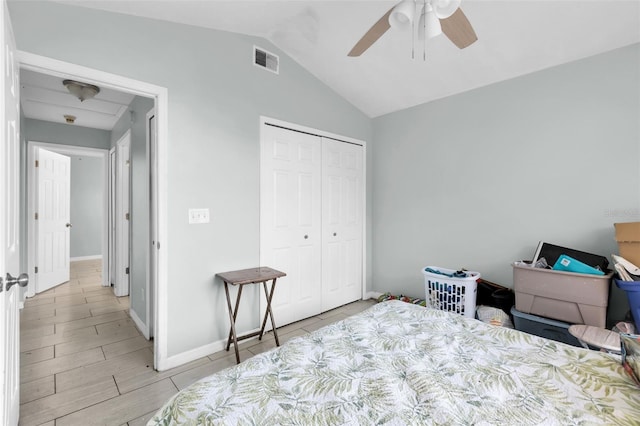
217;267;286;364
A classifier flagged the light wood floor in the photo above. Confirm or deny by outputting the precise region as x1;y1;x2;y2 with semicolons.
19;259;376;425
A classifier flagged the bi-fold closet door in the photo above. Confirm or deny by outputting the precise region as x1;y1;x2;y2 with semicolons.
260;123;364;327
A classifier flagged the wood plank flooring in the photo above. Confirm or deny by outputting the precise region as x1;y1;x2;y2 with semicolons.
19;259;376;425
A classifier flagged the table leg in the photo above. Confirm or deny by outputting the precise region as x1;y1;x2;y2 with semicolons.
223;281;241;364
259;278;280;347
226;284;244;351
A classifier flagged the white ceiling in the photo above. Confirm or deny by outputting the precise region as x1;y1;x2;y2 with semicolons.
49;1;640;118
21;68;135;130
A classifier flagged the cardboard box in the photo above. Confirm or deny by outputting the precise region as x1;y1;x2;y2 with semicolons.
513;263;612;328
614;222;640;267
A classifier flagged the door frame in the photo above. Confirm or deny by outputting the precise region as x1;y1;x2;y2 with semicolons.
259;116;368;308
26;142;109;297
114;130;131;297
108;147;116;288
19;51;169;370
146;108;157;338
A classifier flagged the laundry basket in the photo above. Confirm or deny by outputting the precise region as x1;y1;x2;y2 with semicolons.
615;279;640;332
422;266;480;318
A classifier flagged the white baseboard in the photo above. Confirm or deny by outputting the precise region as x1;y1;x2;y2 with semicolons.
364;291;382;300
70;255;103;262
129;308;150;340
158;327;261;371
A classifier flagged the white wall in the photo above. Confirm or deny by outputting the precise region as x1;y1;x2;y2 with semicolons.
372;43;640;321
8;1;373;358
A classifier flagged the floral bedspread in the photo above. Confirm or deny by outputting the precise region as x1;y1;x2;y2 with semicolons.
149;300;640;425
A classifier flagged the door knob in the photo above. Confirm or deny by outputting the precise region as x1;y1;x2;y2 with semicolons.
303;235;308;239
66;223;72;228
5;273;29;292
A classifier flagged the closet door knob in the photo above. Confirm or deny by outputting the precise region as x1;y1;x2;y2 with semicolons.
304;235;308;239
333;232;337;237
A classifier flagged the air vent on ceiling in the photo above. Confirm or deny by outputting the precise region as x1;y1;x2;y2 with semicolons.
254;46;279;74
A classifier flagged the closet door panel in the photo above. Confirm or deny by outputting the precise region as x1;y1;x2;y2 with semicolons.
261;125;322;327
321;139;363;312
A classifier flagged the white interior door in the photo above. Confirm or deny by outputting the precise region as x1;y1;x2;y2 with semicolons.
36;148;71;293
321;138;364;311
115;131;131;297
1;0;22;423
260;124;322;327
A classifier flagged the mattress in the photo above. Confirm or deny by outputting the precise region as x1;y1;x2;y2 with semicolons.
149;300;640;425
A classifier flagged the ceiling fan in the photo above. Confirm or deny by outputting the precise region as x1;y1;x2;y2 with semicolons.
348;0;477;57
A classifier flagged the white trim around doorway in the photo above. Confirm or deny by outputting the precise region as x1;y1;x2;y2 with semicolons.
19;51;170;371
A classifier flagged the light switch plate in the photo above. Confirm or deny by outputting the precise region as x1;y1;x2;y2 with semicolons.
188;208;210;224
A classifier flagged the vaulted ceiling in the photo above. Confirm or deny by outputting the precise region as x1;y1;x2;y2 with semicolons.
14;1;639;332
41;0;640;120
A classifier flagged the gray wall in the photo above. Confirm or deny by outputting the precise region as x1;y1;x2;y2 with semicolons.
69;155;104;258
23;118;110;263
111;96;154;329
24;118;111;150
8;1;373;358
14;1;634;363
372;43;640;320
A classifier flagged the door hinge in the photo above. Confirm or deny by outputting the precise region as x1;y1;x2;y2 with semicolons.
35;160;39;167
35;266;38;274
125;267;129;275
35;212;39;220
157;241;160;250
125;213;130;220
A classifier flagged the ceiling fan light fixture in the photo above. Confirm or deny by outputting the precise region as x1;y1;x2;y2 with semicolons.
418;4;442;40
63;79;100;102
425;5;442;39
389;0;416;30
432;0;461;19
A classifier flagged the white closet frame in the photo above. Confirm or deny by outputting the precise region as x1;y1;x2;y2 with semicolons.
259;116;368;323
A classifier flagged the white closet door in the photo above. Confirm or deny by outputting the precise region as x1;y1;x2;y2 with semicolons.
261;125;322;327
321;138;363;312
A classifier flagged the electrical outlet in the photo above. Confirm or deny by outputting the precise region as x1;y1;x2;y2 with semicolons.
188;208;210;224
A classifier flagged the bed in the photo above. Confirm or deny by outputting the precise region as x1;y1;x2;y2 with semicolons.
149;300;640;425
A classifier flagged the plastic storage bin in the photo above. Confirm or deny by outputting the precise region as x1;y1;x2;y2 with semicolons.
513;263;612;328
422;266;480;318
615;279;640;332
511;307;581;347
